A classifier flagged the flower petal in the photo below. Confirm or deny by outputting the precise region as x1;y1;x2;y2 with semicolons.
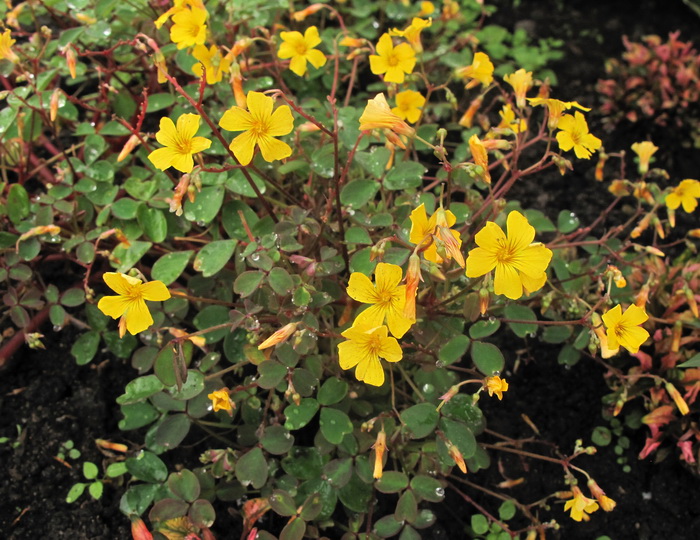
409;204;432;244
277;41;297;60
170;152;194;173
288;54;308;76
378;334;403;363
374;263;403;293
268;105;294;136
601;305;622;329
506;211;536;253
305;48;327;69
219;106;254;132
125;299;154;335
386;305;413;338
338;340;365;370
140;280;171;301
247;91;274;124
176;113;200;140
356;355;385;386
511;244;552;277
474;221;506;252
619;326;650;353
155;117;178;148
257;134;292;163
230;130;257;166
354;304;386;329
97;295;130;319
620;304;648;326
375;33;393;57
347;272;379;303
304;26;321;48
520;271;547;294
190;136;212;154
465;247;497;278
369;54;388;76
103;272;137;295
494;262;523;299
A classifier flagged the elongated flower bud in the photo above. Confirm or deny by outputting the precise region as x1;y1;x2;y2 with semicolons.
118;134;141;163
258;322;298;350
665;382;689;415
131;517;153;540
50;88;61;122
404;253;422;320
65;46;77;79
373;430;387;479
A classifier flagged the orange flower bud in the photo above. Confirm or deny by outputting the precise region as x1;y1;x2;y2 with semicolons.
447;441;467;473
478;288;490;315
469;134;491;184
340;36;364;48
117;134;141;163
665;382;689;415
587;480;616;512
131;516;153;540
230;63;247;108
458;96;481;128
631;214;651;238
690;228;700;238
595;151;608;181
65;46;77;79
258;322;298;350
292;3;324;21
437;385;459;411
608;179;631;197
685;287;698;318
154;51;168;84
404;253;422;320
230;38;252;58
95;439;129;453
372;430;387;479
50;88;61;122
671;320;682;353
635;284;650;308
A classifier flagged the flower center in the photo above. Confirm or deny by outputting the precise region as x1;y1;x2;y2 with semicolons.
175;134;193;155
295;42;308;55
569;129;583;145
366;334;382;355
250;118;270;138
387;52;400;67
495;239;516;264
126;286;144;303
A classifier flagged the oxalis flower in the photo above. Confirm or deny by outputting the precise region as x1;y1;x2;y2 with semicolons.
564;486;599;522
0;29;18;62
347;262;415;338
192;44;231;84
219;91;294;166
97;272;171;337
601;304;649;354
503;68;532;108
455;51;494;89
359;93;415;148
170;7;208;49
208;389;234;415
409;204;464;267
369;33;416;84
556;111;602;159
338;322;402;386
631;140;658;175
527;97;590;130
392;90;425;124
148;113;212;173
666;179;700;213
277;26;327;76
466;211;552;300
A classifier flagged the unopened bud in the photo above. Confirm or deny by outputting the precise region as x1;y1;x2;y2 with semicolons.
130;516;153;540
65;46;77;79
258;322;299;350
665;382;689;415
292;3;324;21
50;89;61;122
447;441;467;473
372;430;387;479
118;134;141;162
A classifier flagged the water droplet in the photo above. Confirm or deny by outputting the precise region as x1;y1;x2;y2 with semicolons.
53;325;62;332
284;432;292;439
422;383;434;394
435;487;445;497
488;316;496;322
251;253;260;262
330;420;336;425
435;361;444;368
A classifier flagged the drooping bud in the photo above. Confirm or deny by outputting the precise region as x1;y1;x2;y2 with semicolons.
587;480;616;512
292;3;325;21
404;253;422;320
130;516;153;540
65;45;77;79
230;63;247;108
437;385;459;412
594;150;608;181
458;96;482;128
469;134;491;184
446;441;467;473
685;287;698;318
478;288;490;315
372;430;387;479
50;88;61;122
665;382;689;415
117;134;141;163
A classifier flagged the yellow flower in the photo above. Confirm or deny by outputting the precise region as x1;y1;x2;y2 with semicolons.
587;480;616;512
666;179;700;213
455;52;494;89
409;204;464;267
277;26;327;76
338;322;402;386
170;7;207;49
359;93;415;147
148;114;212;173
347;262;415;338
601;304;649;354
389;17;431;52
208;389;234;414
497;104;527;133
191;44;231;84
469;134;491;184
154;0;205;29
466;211;552;300
219;91;294;166
503;69;533;108
392;90;425;123
556;112;602;159
631;141;658;175
97;273;171;337
418;1;435;17
564;486;599;522
527;97;590;130
485;376;509;400
369;33;416;84
0;29;18;63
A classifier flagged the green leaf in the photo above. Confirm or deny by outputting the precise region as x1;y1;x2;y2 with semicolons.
268;267;294;296
137;205;168;243
257;360;287;389
375;471;409;494
383;161;426;190
154;340;193;386
340;179;379;208
471;514;489;535
557;210;580;233
355;147;391;177
438;334;470;365
281;447;323;480
149;498;189;522
269;490;297;516
440;417;476;459
225;169;267;197
168;469;201;502
189;499;216;528
284;398;320;430
323;458;353;488
498;500;516;520
338;474;372;513
111;198;140;219
193;305;231;343
317;378;348;406
504;304;538;337
89;481;104;500
66;483;86;503
126;451;168;483
319;407;354;445
279;517;306;540
542;325;573;344
193;240;236;277
233;271;265;297
470;341;505;375
71;331;100;365
119;484;158;516
184;186;225;224
155;414;191;450
146;93;176;112
345;227;372;245
119;402;159;430
61;287;86;307
7;184;29;224
261;425;295;455
117;375;164;405
106;462;128;478
395;490;418;524
83;462;99;480
401;403;438;439
374;515;404;538
410;475;444;503
235;447;268;489
679;353;700;368
113;240;153;273
152;251;193;286
169;370;205;400
299;492;324;521
469;319;501;339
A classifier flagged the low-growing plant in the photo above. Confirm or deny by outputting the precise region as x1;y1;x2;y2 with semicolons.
1;0;699;538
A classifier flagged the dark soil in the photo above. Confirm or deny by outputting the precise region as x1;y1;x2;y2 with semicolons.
1;0;699;539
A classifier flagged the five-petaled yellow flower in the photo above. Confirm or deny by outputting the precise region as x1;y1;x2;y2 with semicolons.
154;0;205;29
485;376;509;400
564;486;599;522
630;141;658;175
347;262;415;338
602;304;649;354
456;51;494;89
556;111;602;159
97;272;171;337
392;90;425;123
466;211;552;300
469;134;491;184
666;179;700;213
219;90;294;166
192;44;231;84
369;33;416;84
389;17;431;52
0;29;18;62
170;7;208;49
503;69;532;108
527;97;590;130
148;113;212;173
497;104;527;134
338;322;402;386
208;389;234;414
359;93;415;148
277;26;327;76
409;204;464;267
